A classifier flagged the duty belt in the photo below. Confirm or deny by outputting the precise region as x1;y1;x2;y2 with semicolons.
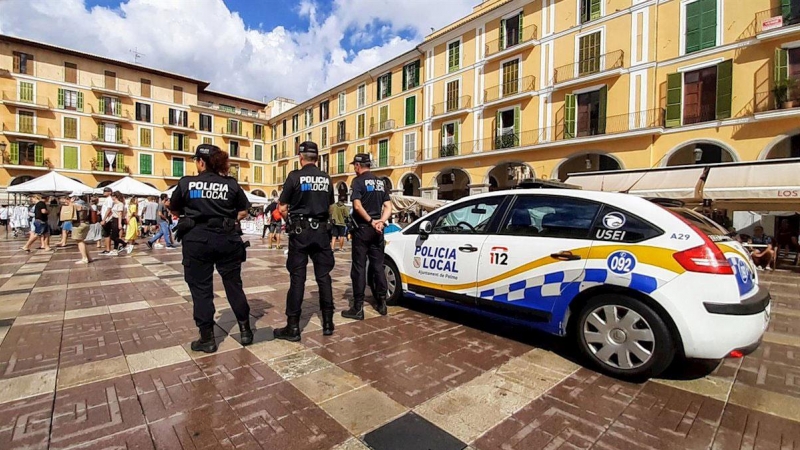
289;216;329;235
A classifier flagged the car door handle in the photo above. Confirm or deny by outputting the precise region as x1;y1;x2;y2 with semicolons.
550;251;581;261
458;245;478;253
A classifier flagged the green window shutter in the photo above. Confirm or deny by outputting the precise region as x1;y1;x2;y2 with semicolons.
139;154;146;174
685;0;702;54
64;146;78;170
590;0;601;20
77;92;84;112
116;154;125;173
699;0;717;51
666;72;683;128
402;66;408;91
173;134;178;150
20;82;33;102
405;96;416;125
9;142;19;165
99;98;104;113
564;94;576;138
518;13;524;41
58;88;65;109
97;123;103;139
598;86;608;134
716;59;733;120
34;144;43;166
114;100;121;116
387;73;392;97
183;135;189;151
226;119;232;134
115;125;122;143
499;19;506;50
414;61;420;86
782;0;793;18
581;0;589;23
173;159;183;177
96;150;103;170
775;48;789;84
513;106;521;136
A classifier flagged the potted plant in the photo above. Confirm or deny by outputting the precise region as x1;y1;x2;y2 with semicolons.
774;78;799;109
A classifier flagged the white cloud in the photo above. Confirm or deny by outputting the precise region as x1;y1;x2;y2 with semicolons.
0;0;475;103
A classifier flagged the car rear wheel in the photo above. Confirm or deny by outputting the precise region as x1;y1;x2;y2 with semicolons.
576;294;674;380
384;259;402;306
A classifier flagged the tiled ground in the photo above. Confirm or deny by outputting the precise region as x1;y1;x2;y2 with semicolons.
0;235;798;449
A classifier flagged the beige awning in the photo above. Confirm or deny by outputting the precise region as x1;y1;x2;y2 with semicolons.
566;167;704;199
704;161;800;201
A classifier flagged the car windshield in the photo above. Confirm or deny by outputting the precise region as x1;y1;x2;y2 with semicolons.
668;207;731;241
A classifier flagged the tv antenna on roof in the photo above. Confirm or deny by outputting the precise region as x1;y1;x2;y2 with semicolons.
129;48;145;64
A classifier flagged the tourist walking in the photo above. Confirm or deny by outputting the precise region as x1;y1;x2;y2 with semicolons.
125;197;140;254
146;194;176;250
57;196;76;248
21;195;52;252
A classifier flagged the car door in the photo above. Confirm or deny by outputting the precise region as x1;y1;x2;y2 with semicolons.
476;194;601;329
404;196;505;305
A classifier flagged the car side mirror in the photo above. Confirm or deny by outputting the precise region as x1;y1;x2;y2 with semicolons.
419;220;433;240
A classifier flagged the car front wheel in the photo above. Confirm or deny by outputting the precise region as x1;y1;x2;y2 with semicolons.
576;294;675;380
384;259;402;306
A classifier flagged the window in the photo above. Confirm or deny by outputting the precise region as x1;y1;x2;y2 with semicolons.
578;31;601;76
58;89;82;111
140;127;152;148
500;13;524;49
590;206;663;243
379;105;389;129
337;149;345;173
12;52;33;75
432;198;503;234
271;144;277;161
502;59;520;96
499;196;600;239
203;137;212;145
357;113;366;139
199;114;213;132
139;153;153;175
63;117;78;140
306;132;312;142
173;133;188;152
294;136;300;153
320;154;330;173
377;73;392;100
405;96;416;125
63;146;79;170
172;157;185;177
272;166;277;183
441;122;459;157
230;141;240;157
447;41;461;73
282;119;287;136
135;103;151;122
336;120;346;141
18;111;34;134
293;161;299;171
403;61;421;90
254;144;263;161
292;114;299;133
169;108;189;127
104;71;116;90
322;127;328;147
101;96;121;117
378;139;389;167
230;164;240;180
140;79;151;98
227;119;241;135
446;80;460;112
18;81;34;103
254;166;263;183
338;92;346;115
404;133;416;163
496;108;520;149
173;86;183;104
565;86;607;138
580;0;601;24
685;0;717;55
320;101;330;121
99;123;121;143
665;59;732;127
357;84;366;107
220;104;235;113
683;66;718;125
98;150;124;173
254;123;263;140
305;109;313;127
64;62;77;84
12;141;41;166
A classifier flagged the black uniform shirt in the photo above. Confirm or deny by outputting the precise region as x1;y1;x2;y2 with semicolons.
279;164;334;220
351;171;390;225
170;171;250;221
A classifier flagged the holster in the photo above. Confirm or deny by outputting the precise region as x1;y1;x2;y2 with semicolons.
174;217;195;242
241;240;250;262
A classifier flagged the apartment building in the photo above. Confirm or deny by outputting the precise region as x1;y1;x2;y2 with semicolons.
0;35;271;193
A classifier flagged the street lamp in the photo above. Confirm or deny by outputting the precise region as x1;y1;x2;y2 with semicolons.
585;156;592;170
694;147;703;162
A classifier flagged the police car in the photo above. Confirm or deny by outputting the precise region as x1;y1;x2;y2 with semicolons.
381;189;770;379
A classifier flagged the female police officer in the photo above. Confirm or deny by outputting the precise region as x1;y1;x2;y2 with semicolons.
169;144;253;353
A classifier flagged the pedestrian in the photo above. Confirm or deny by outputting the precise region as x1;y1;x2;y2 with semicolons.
21;195;52;252
330;194;348;252
57;196;76;248
125;196;139;254
265;197;283;249
71;196;92;264
87;197;103;245
169;143;253;353
146;194;176;250
142;196;159;237
105;192;126;255
0;204;8;232
99;187;114;254
273;141;336;341
342;153;392;319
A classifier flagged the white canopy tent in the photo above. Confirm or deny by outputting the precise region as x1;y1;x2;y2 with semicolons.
92;176;161;197
7;171;94;196
566;167;704;200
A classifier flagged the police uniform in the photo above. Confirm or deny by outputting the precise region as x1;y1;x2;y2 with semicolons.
170;144;253;353
343;153;391;320
274;141;336;341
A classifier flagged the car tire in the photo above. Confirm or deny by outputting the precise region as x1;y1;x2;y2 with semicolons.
575;294;675;380
384;258;403;306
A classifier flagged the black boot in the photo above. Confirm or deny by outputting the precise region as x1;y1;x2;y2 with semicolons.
190;326;217;353
273;316;301;342
375;295;388;316
322;311;335;336
341;301;364;320
238;320;253;346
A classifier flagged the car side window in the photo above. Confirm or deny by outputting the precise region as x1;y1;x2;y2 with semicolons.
431;198;502;234
592;206;663;243
499;195;601;239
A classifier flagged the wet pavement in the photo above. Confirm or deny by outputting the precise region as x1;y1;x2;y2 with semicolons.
0;236;798;449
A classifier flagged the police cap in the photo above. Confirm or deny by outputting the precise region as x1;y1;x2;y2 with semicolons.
298;141;319;155
194;143;222;162
350;153;371;165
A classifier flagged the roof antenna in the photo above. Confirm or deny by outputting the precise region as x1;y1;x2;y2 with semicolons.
129;48;145;65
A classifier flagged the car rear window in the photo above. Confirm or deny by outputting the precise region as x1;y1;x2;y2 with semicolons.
667;207;731;241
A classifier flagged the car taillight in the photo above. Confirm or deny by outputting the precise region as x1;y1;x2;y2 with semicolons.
673;244;733;274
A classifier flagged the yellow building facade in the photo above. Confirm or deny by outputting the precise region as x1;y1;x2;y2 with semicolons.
2;0;800;203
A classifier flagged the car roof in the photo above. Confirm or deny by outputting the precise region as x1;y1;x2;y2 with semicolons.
454;189;650;209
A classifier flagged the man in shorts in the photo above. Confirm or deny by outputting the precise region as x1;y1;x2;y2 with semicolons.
21;195;51;252
265;197;283;249
749;226;775;270
71;197;92;264
99;187;114;255
329;195;349;252
141;196;159;236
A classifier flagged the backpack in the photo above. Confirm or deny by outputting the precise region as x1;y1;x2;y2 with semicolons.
271;207;282;222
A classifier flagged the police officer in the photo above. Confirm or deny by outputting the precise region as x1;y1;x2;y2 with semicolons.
169;144;253;353
342;153;392;320
274;141;336;341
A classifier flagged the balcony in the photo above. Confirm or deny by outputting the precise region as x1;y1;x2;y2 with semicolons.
1;91;52;110
484;76;536;104
330;132;351;146
370;120;396;136
89;105;132;122
330;165;349;176
90;135;131;148
162;118;195;132
484;24;538;59
220;126;250;140
277;150;293;161
193;101;269;121
90;83;132;98
756;6;800;38
1;122;52;140
432;95;472;118
754;84;800;119
372;156;395;170
553;50;625;86
229;152;251;162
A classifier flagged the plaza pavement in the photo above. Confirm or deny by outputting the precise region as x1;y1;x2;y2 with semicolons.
0;235;798;449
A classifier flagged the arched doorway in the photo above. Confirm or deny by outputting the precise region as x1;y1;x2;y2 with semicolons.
763;133;800;160
487;162;534;191
9;175;34;186
97;180;113;188
336;182;349;201
436;169;470;201
270;190;278;198
401;174;421;197
252;189;267;197
665;142;736;166
557;153;621;181
380;177;392;191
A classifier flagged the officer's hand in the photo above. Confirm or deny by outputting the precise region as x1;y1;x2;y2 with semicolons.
374;220;385;233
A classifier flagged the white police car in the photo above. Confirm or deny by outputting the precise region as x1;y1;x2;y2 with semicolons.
381;189;769;379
